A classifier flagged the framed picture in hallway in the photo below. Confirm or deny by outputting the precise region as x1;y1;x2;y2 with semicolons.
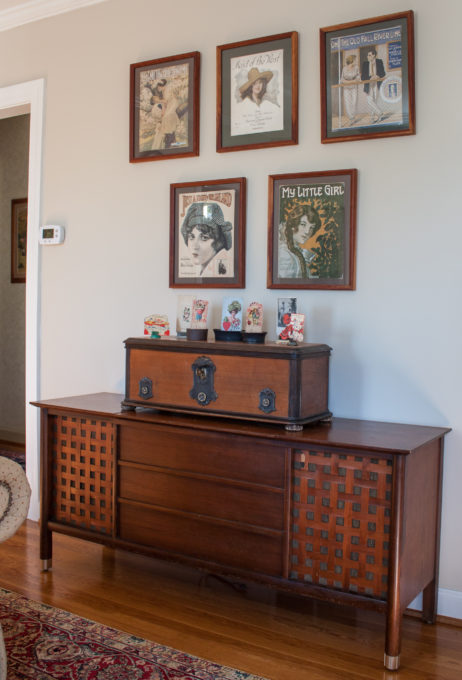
130;51;200;162
217;32;298;153
169;177;246;289
267;169;357;290
11;197;27;284
320;11;415;143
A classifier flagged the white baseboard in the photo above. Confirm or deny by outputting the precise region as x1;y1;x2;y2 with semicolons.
409;588;462;620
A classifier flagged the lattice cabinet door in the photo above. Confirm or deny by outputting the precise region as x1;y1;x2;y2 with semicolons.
50;414;115;536
289;448;393;600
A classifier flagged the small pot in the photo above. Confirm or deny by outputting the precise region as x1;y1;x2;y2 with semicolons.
213;329;243;342
242;332;267;344
186;328;208;341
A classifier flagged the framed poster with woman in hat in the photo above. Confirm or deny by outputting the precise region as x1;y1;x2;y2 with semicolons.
217;32;298;153
170;177;246;288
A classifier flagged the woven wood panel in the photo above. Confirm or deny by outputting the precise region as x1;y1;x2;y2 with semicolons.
290;449;392;599
50;415;114;535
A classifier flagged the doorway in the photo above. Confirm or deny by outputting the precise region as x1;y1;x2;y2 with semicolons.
0;79;45;520
0;113;29;463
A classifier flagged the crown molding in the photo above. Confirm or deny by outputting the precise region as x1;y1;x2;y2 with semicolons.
0;0;108;32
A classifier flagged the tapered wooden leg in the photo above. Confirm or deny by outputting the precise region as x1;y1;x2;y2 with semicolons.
385;456;404;670
40;521;52;570
385;607;402;670
384;653;400;671
39;408;53;571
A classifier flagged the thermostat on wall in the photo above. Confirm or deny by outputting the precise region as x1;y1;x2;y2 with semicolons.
39;225;65;245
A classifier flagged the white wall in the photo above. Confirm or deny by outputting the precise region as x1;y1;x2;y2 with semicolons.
0;0;461;607
0;114;29;437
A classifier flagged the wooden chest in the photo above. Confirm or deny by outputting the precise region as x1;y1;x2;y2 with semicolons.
122;336;331;429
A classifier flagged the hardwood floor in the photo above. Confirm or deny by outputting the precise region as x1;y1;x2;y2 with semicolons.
0;437;25;453
1;520;461;679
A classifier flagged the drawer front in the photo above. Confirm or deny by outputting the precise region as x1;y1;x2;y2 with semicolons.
119;466;284;530
118;502;283;576
50;414;114;535
127;348;290;418
289;448;392;600
119;423;285;489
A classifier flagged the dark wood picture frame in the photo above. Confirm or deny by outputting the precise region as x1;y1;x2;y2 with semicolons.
217;32;298;153
320;11;415;143
11;197;27;284
170;177;246;289
130;51;200;162
268;169;357;290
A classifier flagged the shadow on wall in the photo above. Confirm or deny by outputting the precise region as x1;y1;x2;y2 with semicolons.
309;305;448;425
310;306;362;419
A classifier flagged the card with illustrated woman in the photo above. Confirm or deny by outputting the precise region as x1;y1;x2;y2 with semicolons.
221;297;243;331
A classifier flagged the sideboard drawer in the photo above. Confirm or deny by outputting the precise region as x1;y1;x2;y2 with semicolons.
118;501;284;576
119;466;284;530
119;423;285;488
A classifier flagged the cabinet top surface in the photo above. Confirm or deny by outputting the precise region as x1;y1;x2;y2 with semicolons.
32;392;451;454
124;336;332;357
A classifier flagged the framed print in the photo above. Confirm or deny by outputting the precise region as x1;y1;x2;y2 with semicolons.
170;177;246;288
268;169;357;290
11;197;27;283
217;32;298;153
130;51;200;162
320;11;415;143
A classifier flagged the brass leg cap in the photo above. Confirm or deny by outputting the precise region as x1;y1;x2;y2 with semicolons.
384;653;400;671
41;559;52;572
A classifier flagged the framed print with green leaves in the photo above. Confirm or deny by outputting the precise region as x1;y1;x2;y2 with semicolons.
268;170;357;290
217;32;298;153
320;11;415;143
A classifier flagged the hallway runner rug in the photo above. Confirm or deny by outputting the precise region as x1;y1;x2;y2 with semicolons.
0;588;267;680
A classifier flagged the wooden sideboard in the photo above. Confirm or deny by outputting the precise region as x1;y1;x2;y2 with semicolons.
33;392;450;671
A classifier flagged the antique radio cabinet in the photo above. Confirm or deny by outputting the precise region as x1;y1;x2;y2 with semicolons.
121;336;332;429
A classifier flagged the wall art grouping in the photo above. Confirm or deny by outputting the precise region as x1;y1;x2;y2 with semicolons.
129;11;414;159
128;11;414;291
168;170;357;291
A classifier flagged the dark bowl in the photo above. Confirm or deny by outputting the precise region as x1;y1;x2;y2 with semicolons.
242;331;267;344
186;328;208;341
213;329;243;342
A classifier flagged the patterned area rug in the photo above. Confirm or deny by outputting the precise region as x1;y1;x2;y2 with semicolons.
0;449;25;470
0;588;266;679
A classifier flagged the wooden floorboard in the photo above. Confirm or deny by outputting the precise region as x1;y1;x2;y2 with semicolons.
0;520;461;679
0;438;25;453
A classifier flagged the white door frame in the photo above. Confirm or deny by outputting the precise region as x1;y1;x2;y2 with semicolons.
0;78;45;520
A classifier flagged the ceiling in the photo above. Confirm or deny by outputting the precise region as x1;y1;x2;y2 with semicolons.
0;0;108;32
